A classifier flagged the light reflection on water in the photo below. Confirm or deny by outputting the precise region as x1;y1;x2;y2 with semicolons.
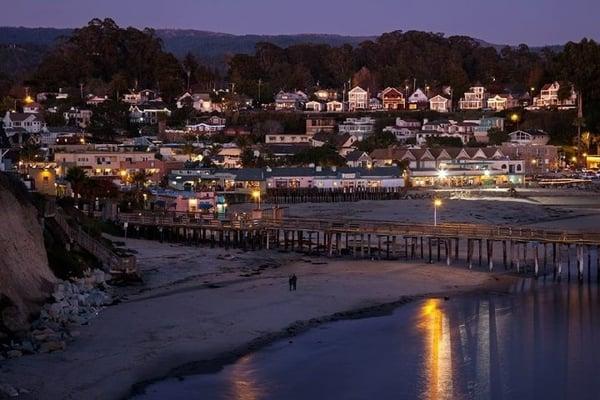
136;280;600;400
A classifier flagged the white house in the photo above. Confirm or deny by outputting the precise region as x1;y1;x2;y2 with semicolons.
407;89;429;110
275;90;308;111
348;86;368;111
459;85;488;110
129;102;171;124
533;82;577;109
487;94;518;111
429;95;451;113
305;101;324;112
3;112;46;133
508;130;551;146
428;95;451;113
326;100;344;112
338;117;375;141
177;92;214;112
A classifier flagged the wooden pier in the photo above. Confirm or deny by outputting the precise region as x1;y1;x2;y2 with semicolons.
118;212;600;282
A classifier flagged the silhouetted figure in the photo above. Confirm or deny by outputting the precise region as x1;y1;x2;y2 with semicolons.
288;275;294;291
291;274;297;291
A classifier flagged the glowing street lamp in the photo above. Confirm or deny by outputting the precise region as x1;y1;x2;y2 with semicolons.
433;198;442;226
252;190;261;210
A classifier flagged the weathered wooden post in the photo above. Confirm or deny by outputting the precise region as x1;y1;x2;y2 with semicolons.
488;239;494;271
428;237;433;264
556;244;562;281
533;243;539;278
577;245;584;283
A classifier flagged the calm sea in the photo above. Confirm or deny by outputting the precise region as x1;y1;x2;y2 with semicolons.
135;279;600;400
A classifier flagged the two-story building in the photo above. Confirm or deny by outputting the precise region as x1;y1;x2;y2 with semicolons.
533;82;577;109
348;86;369;111
381;87;405;110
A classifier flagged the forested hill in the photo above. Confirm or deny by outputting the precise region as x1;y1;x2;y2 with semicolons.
0;26;372;76
0;26;561;77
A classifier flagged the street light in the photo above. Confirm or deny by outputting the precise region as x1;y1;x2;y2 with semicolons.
434;198;442;226
252;190;261;210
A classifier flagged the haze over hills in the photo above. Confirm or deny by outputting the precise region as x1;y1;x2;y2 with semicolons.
0;26;562;78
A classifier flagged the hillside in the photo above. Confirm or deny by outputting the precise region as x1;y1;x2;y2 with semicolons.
0;27;372;76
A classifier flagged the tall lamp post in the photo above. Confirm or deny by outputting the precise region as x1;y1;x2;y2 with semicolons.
434;198;442;226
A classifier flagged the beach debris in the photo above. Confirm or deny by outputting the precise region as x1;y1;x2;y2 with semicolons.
1;269;112;360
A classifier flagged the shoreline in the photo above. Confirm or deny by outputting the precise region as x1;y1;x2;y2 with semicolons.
127;277;515;398
0;249;512;400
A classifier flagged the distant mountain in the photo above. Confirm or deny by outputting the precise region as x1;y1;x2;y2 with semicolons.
0;26;561;78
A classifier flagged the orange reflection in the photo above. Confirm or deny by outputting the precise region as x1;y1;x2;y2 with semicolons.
418;298;453;400
229;354;263;400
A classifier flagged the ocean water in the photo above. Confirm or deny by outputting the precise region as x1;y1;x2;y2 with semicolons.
135;280;600;400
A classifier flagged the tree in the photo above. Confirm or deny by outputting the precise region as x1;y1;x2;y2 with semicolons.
487;128;509;145
290;144;345;167
65;166;88;196
426;137;463;147
19;142;42;162
357;131;398;153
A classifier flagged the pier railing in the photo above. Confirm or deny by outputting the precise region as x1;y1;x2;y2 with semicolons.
117;212;599;245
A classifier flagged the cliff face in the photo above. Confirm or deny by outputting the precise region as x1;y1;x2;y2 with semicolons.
0;175;56;335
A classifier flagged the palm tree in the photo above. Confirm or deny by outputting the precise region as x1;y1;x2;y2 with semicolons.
65;166;88;197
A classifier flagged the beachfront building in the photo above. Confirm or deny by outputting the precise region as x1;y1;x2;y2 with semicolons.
500;143;558;174
370;146;525;186
167;166;405;196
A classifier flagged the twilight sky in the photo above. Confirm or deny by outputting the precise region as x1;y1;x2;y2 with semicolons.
1;0;598;46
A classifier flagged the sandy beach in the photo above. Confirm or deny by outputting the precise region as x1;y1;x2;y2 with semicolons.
1;188;599;399
0;239;509;400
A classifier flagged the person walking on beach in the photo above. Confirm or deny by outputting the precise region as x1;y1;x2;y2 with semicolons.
288;274;294;291
291;274;297;291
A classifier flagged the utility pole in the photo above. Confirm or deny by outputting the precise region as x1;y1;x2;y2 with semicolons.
258;79;262;106
577;91;583;166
